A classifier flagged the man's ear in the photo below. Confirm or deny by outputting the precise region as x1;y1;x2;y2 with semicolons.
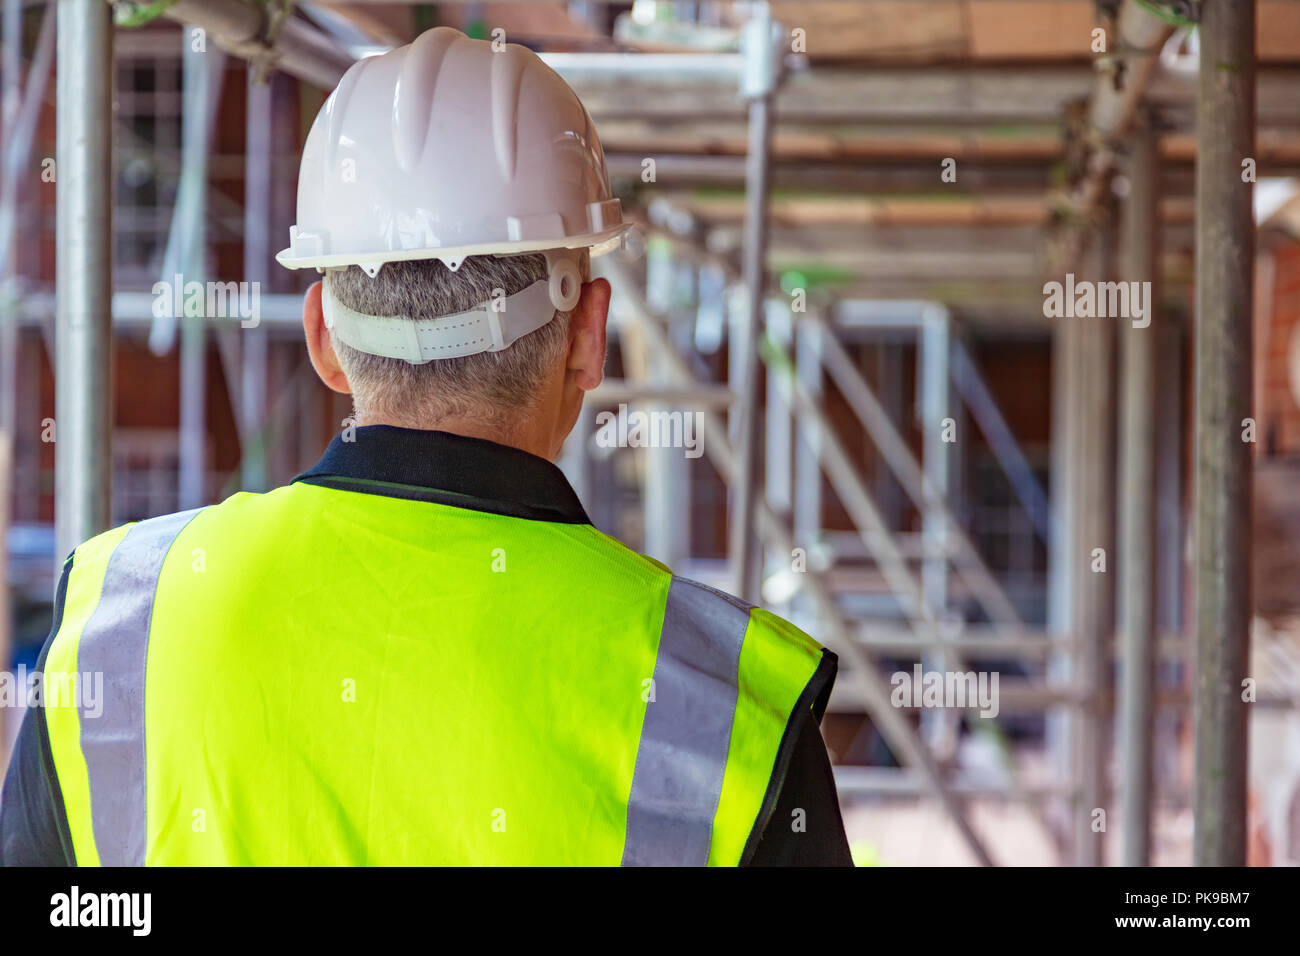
567;276;610;392
302;279;351;395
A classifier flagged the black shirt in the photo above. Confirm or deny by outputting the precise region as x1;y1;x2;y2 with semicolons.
1;426;852;867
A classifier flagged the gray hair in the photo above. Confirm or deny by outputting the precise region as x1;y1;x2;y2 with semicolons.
325;251;588;429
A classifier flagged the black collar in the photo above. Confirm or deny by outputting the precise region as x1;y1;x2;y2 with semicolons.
293;425;590;525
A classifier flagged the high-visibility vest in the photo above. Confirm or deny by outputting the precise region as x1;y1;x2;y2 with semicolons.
41;480;834;865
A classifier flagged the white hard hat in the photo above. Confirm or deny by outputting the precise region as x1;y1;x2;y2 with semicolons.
277;26;630;361
278;26;628;274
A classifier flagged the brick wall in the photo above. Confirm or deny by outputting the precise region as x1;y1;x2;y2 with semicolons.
1259;239;1300;457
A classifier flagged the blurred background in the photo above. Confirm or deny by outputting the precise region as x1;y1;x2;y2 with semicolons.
2;0;1300;866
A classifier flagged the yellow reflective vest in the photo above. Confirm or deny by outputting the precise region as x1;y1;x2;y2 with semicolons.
38;427;837;865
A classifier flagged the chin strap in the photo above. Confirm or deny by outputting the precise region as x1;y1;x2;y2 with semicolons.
322;277;557;364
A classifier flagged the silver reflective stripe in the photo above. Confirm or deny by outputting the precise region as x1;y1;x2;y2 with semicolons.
77;507;203;866
622;576;751;866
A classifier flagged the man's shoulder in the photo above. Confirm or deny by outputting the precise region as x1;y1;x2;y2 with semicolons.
665;574;754;613
566;524;675;590
68;492;265;560
659;572;826;655
57;492;296;616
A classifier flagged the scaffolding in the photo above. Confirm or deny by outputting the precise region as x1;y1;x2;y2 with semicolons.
0;0;1279;865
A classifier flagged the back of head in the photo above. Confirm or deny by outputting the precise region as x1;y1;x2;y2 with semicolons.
326;251;588;428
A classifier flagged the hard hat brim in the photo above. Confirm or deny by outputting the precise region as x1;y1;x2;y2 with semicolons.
275;225;632;274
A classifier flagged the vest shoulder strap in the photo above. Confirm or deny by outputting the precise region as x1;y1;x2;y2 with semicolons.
43;508;205;866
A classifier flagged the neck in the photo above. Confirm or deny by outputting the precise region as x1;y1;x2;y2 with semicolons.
351;371;579;462
357;412;557;461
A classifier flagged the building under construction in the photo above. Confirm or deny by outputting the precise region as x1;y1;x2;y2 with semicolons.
2;0;1299;869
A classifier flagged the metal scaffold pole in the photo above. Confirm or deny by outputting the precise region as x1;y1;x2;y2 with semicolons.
0;0;19;769
727;3;777;602
177;37;214;511
1118;113;1161;867
1073;215;1118;866
240;66;271;492
54;0;114;564
1193;0;1255;868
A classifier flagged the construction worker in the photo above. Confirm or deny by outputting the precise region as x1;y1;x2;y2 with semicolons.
0;26;850;866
